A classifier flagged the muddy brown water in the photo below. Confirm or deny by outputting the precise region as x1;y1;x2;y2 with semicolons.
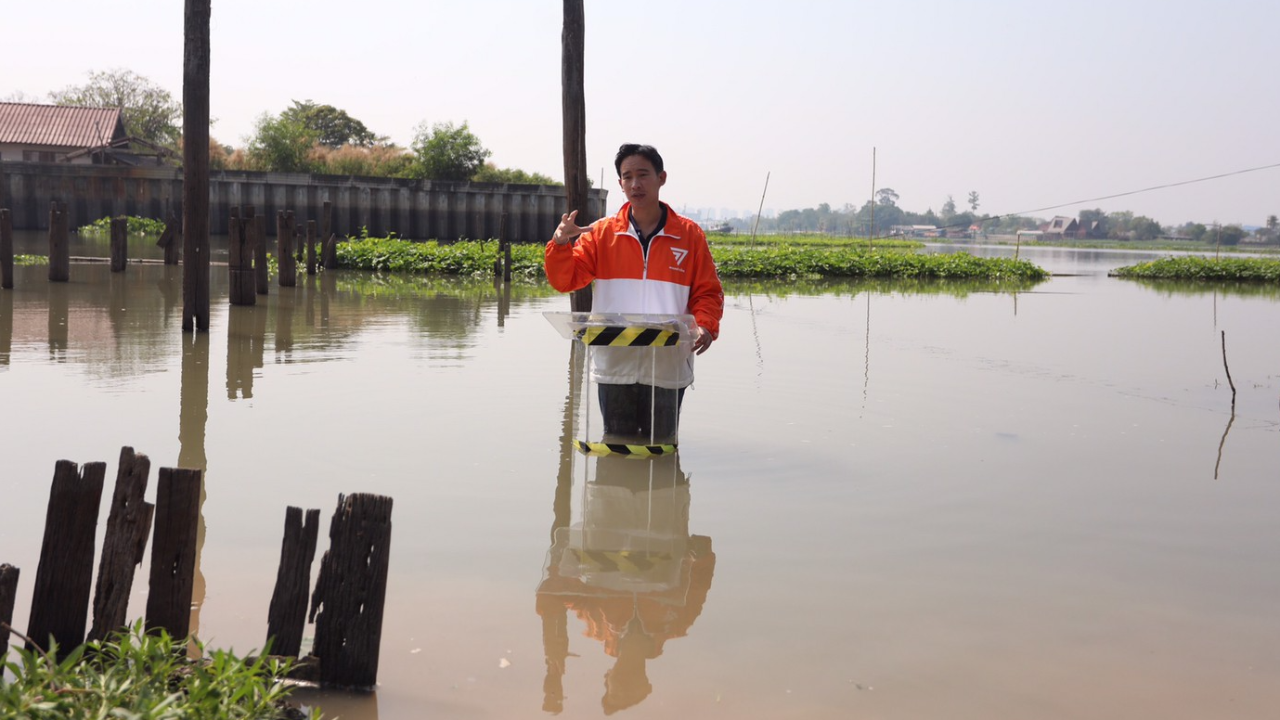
2;244;1278;719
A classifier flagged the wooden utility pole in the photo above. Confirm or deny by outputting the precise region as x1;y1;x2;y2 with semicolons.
562;0;592;312
182;0;211;331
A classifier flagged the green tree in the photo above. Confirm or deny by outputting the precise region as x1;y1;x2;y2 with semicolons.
1216;225;1246;246
245;112;317;172
280;100;379;148
1130;216;1163;241
410;121;491;181
1183;222;1208;242
940;195;957;221
875;187;899;207
967;191;980;213
1078;208;1108;238
49;69;181;146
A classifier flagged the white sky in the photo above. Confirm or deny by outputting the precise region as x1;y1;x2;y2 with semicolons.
2;0;1276;226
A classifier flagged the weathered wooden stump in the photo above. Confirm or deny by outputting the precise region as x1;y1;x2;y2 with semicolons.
145;467;202;639
503;240;513;282
110;216;128;272
266;506;320;657
27;460;107;652
306;220;317;275
320;201;331;251
1;208;13;289
322;234;338;270
229;206;256;306
157;214;181;265
48;201;69;282
255;214;269;295
88;447;155;642
0;564;19;643
308;493;393;688
278;211;297;287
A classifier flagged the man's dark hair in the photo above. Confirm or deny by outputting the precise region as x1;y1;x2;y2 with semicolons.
614;144;664;176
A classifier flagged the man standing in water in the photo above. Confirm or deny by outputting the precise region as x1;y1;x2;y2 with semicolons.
545;143;723;441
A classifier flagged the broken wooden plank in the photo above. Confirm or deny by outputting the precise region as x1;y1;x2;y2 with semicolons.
265;506;320;657
88;447;155;642
308;493;393;688
145;467;202;639
27;460;106;652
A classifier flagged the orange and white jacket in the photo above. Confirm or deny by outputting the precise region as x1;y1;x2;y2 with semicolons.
545;203;724;388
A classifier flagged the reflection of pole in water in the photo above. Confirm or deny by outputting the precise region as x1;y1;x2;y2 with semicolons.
541;341;586;712
1;289;12;365
47;279;69;360
1214;407;1235;480
748;294;764;383
178;332;209;654
861;292;871;415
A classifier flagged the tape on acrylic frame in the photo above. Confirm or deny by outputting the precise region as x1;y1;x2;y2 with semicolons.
573;439;677;458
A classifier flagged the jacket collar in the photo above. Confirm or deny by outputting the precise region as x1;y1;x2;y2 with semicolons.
615;202;682;240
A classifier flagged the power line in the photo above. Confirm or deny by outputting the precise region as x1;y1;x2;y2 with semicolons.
986;161;1280;225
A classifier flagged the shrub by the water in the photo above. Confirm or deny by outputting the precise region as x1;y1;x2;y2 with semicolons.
1111;256;1280;282
0;623;314;719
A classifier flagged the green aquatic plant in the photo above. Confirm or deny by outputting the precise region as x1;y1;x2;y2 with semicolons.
77;216;168;236
1111;256;1280;282
332;235;1046;281
711;245;1048;280
14;254;48;265
0;622;316;719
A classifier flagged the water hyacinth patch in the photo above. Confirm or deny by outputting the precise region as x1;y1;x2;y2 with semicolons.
1111;256;1280;282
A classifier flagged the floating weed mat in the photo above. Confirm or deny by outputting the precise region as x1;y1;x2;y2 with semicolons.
14;255;47;265
337;237;545;278
77;216;168;236
708;233;922;250
0;622;317;719
711;246;1049;280
1111;256;1280;282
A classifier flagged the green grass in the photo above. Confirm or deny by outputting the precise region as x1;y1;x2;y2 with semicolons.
14;254;47;265
1111;256;1280;282
1;622;315;719
77;216;169;236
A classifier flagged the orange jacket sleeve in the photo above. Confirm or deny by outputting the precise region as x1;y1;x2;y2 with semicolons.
686;231;724;339
544;227;599;293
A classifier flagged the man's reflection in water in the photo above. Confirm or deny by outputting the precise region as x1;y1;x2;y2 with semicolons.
537;451;715;714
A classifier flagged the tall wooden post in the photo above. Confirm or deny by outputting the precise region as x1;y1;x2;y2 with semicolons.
266;506;320;657
562;0;593;312
182;0;212;331
254;214;269;295
48;201;70;282
0;208;13;289
110;216;128;272
306;220;317;275
229;206;256;306
0;564;18;649
277;211;296;287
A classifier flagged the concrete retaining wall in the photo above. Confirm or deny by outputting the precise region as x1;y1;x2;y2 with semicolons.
0;162;606;242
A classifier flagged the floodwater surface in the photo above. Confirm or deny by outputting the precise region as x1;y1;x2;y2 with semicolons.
1;246;1278;719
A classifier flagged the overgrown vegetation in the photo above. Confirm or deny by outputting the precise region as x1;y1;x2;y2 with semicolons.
333;235;1047;281
711;245;1048;280
0;623;315;719
78;216;167;236
1111;256;1280;282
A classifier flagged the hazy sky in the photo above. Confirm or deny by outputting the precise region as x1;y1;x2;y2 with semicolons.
3;1;1276;226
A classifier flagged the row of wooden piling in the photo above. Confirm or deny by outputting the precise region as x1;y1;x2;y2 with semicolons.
0;446;392;689
228;202;338;307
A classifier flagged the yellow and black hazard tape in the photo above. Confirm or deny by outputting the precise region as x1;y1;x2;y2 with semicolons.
576;325;681;347
569;548;674;573
573;439;677;457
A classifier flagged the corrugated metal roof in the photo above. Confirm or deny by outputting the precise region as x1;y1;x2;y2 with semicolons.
0;102;125;148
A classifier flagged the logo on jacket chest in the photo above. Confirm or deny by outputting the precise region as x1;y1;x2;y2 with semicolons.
668;246;688;272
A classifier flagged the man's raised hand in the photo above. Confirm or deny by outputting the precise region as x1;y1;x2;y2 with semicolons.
553;210;591;245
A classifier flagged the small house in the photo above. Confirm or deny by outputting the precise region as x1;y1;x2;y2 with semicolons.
0;102;127;164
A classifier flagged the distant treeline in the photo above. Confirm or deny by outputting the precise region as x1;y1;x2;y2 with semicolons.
714;191;1278;245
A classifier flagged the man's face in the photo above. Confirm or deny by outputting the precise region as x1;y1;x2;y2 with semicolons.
618;154;666;209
